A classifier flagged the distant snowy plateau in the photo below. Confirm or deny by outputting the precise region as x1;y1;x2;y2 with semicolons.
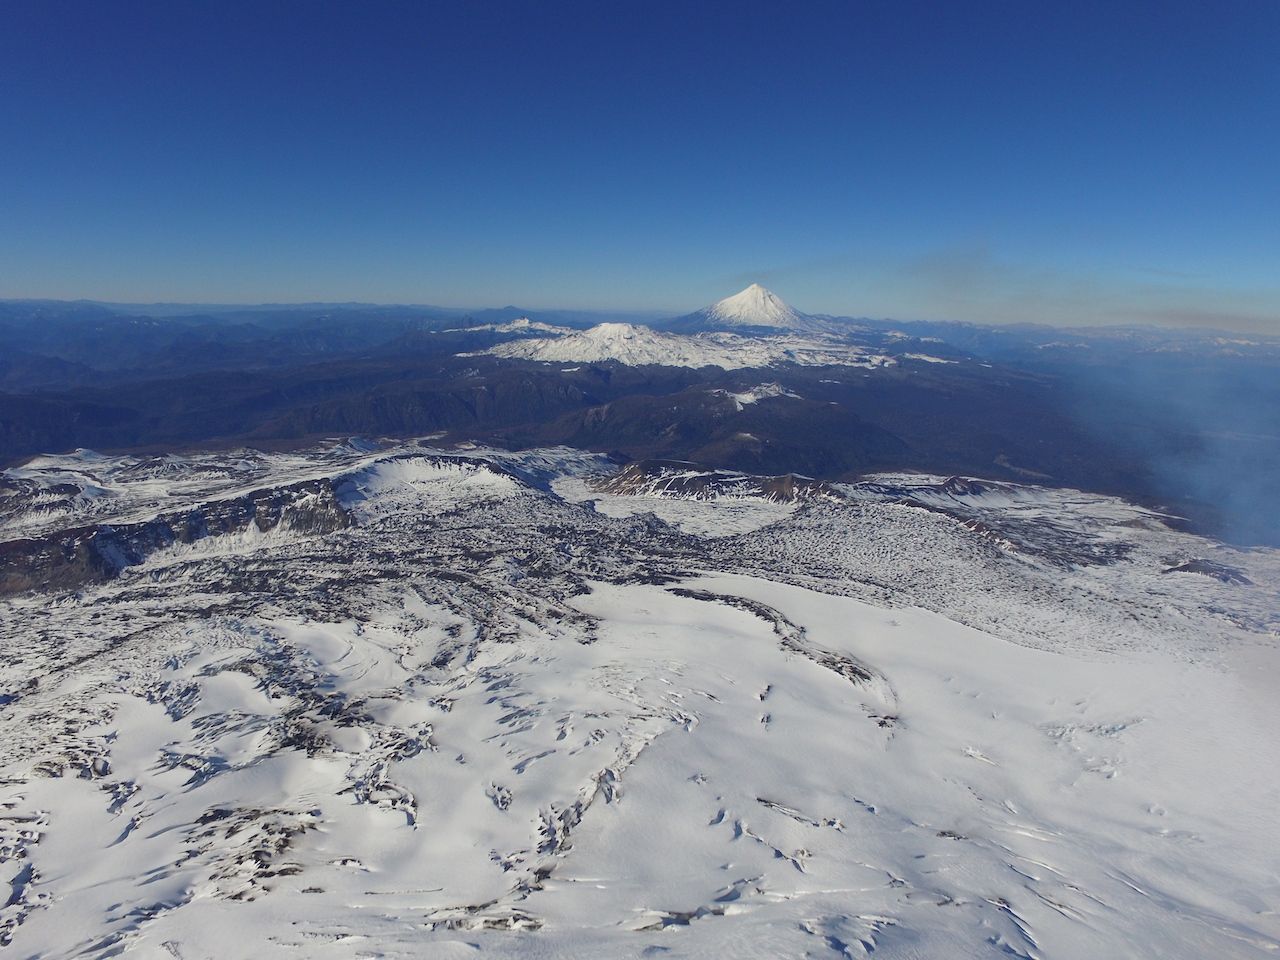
0;438;1278;960
463;285;951;368
472;320;906;370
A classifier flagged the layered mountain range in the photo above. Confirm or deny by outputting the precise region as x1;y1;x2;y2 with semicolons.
3;286;1279;544
2;289;1279;957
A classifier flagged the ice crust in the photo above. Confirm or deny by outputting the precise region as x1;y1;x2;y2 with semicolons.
1;441;1278;958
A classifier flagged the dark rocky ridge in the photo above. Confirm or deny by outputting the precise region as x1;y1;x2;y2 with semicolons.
593;460;842;502
0;478;349;595
1161;558;1254;585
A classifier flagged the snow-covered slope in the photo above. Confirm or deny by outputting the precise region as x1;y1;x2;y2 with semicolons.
1;442;1279;959
473;322;895;369
460;290;956;369
698;283;808;328
666;284;837;335
447;317;571;335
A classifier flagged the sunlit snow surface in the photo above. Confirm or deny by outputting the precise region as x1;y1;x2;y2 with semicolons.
1;441;1279;958
470;322;901;369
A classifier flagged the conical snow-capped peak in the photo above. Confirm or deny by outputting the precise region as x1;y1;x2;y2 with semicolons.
703;284;804;328
665;284;831;335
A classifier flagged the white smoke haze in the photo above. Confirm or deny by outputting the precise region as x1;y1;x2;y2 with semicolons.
729;245;1280;333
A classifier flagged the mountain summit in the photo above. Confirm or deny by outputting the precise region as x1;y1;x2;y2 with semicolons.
703;284;805;328
664;284;830;335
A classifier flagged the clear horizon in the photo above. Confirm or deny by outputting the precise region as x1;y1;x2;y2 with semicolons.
10;284;1280;337
3;2;1279;332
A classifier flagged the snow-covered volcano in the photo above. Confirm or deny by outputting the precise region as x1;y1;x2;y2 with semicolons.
473;321;892;369
665;284;833;335
483;322;745;367
702;284;804;328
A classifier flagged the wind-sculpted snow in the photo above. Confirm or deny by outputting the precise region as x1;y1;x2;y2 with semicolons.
0;441;1278;958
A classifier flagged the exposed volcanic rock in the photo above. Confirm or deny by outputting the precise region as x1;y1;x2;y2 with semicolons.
1162;557;1255;584
592;460;841;502
0;478;349;595
846;474;1141;568
0;441;1277;958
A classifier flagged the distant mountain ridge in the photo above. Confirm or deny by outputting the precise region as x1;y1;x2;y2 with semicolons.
3;289;1280;545
472;285;903;367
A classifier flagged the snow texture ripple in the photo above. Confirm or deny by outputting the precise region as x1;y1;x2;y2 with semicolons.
0;440;1278;959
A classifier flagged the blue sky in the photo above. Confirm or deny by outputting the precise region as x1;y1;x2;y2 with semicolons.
2;1;1278;329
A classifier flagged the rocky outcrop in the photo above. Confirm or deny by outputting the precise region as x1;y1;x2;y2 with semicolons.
0;479;349;595
592;460;841;502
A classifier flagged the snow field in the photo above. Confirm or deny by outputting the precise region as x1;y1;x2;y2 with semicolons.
0;443;1278;958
